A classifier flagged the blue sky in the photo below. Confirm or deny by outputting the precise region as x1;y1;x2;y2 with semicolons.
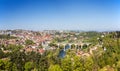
0;0;120;31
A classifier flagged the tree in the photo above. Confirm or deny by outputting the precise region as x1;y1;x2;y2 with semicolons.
0;49;4;58
0;59;4;70
48;64;63;71
73;56;83;71
61;57;72;71
25;39;34;45
10;51;26;71
4;60;12;70
7;44;23;52
83;57;94;71
99;65;115;71
24;62;34;71
0;59;18;71
116;61;120;71
38;54;49;71
12;63;18;71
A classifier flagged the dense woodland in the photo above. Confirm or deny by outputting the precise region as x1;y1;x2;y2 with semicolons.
0;31;120;71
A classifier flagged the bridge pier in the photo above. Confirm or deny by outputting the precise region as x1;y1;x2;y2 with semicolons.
75;44;77;50
57;44;59;49
63;44;65;51
81;44;84;49
69;44;72;49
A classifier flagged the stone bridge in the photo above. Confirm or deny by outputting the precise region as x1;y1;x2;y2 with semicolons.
56;43;91;51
